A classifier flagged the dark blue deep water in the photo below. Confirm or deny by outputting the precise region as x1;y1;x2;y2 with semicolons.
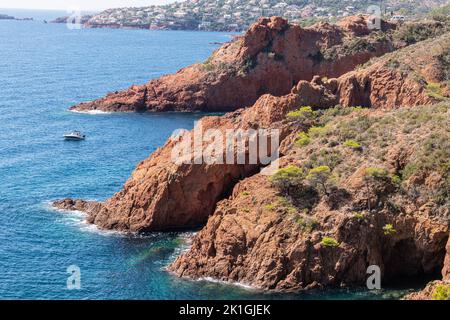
0;10;415;300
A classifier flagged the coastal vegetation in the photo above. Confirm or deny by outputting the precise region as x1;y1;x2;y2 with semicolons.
432;284;450;300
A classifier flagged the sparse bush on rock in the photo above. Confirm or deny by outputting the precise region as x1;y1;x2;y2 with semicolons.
432;284;450;300
321;237;340;247
306;166;333;196
270;165;305;196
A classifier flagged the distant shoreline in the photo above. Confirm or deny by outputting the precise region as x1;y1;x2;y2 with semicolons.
0;13;33;21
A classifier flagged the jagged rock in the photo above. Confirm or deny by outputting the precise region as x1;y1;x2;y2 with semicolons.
442;237;450;280
169;103;450;291
56;93;300;231
53;198;101;213
54;18;450;294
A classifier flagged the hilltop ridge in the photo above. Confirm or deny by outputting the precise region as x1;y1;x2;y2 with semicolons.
53;0;450;32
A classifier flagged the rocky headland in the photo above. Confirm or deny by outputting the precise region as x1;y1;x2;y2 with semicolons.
55;16;450;298
69;16;447;113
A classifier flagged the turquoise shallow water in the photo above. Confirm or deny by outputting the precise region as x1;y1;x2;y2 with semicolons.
0;11;417;300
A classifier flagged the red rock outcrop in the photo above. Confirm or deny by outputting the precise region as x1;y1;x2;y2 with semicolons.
71;15;398;113
54;33;449;233
169;103;450;291
293;33;450;109
442;237;450;280
54;25;450;293
63;93;301;232
169;173;448;291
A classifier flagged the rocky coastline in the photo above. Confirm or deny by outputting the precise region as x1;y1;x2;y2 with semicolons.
54;15;450;298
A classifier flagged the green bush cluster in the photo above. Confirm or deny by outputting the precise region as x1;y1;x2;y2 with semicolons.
321;237;339;248
270;165;305;195
343;139;362;150
306;166;333;196
382;224;397;236
393;22;448;45
296;216;319;233
295;132;311;147
432;284;450;300
426;82;447;101
429;4;450;24
287;106;315;120
354;212;367;221
365;167;389;179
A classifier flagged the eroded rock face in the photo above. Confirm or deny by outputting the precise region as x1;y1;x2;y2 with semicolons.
442;237;450;280
169;104;450;291
293;33;450;109
71;15;397;113
53;198;101;212
56;93;301;232
53;25;450;293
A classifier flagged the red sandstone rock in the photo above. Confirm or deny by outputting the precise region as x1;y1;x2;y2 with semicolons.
294;33;449;109
63;93;300;232
70;16;398;113
169;103;449;291
443;237;450;280
54;33;449;233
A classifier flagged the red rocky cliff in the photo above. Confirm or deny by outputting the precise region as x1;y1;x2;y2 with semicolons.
55;33;449;233
71;15;398;113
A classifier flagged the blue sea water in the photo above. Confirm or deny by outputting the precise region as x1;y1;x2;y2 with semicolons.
0;11;416;300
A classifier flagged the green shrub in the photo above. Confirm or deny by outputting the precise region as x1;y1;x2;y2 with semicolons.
383;224;397;236
265;204;276;211
391;175;402;186
393;23;447;45
287;106;314;119
295;132;311;147
270;165;305;195
306;166;332;196
365;167;389;179
321;237;339;247
296;216;319;232
426;82;447;101
354;212;367;220
308;126;328;138
429;4;450;23
343;139;362;150
432;284;450;300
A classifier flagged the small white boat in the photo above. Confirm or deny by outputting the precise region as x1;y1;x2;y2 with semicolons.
64;131;85;141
